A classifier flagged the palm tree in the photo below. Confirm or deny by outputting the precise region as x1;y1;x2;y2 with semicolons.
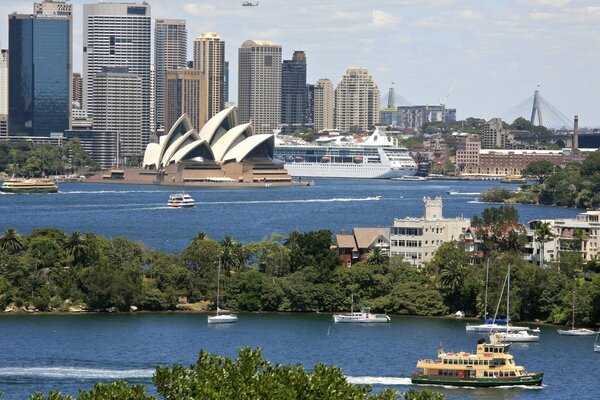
64;231;90;266
439;258;464;311
190;232;207;246
532;221;554;268
0;227;25;255
220;236;245;274
366;247;389;266
571;228;589;254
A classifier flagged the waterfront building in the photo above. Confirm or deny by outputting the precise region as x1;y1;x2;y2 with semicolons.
83;1;151;152
481;118;510;149
314;78;334;131
397;105;456;130
455;134;481;172
0;48;7;138
390;197;470;267
281;51;307;133
194;32;225;120
91;67;142;157
238;40;282;135
8;0;72;136
164;69;206;133
64;129;118;169
154;19;187;132
72;72;83;107
334;228;390;267
334;68;379;132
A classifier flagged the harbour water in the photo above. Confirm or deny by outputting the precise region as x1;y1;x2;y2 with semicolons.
0;179;580;252
0;179;592;399
0;313;598;399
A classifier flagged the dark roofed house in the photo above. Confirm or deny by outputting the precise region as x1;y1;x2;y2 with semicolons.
333;227;390;267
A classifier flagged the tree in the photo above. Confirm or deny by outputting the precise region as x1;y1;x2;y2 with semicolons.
0;227;26;255
366;247;390;266
571;228;590;255
64;231;91;267
532;221;554;268
522;160;555;183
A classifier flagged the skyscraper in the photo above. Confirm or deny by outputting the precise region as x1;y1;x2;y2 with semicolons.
193;32;225;120
154;19;187;131
92;67;142;157
314;79;334;131
0;47;7;138
164;69;206;133
305;83;315;131
334;68;380;132
224;61;229;103
83;2;151;152
8;0;72;136
238;40;281;135
281;50;307;133
72;72;83;107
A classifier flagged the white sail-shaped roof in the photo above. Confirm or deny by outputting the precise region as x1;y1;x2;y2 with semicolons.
222;134;274;163
211;123;253;162
198;106;237;145
161;129;199;167
170;140;214;164
158;114;195;166
142;143;162;168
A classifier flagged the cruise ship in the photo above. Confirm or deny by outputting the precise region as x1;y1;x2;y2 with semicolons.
274;128;417;179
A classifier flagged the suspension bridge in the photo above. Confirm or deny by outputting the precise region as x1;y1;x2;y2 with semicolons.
502;86;572;130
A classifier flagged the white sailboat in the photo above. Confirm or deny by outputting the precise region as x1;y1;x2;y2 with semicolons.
207;260;238;324
490;265;540;343
333;295;390;323
557;278;596;336
594;332;600;352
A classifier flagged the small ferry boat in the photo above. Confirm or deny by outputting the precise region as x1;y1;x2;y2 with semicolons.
333;295;390;323
500;176;526;184
411;338;544;387
167;193;195;208
0;178;58;194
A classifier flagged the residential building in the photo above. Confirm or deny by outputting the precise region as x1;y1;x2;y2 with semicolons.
455;134;481;172
91;67;142;157
305;84;315;131
83;1;151;153
8;0;72;136
238;40;282;135
390;196;470;267
0;48;7;138
194;32;225;120
154;19;187;131
333;228;390;267
281;51;307;133
64;129;118;169
397;105;456;130
164;69;206;133
314;78;334;131
224;61;229;103
72;72;83;107
481;118;511;149
334;68;379;132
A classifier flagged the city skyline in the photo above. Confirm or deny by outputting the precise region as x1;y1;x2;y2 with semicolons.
1;0;600;125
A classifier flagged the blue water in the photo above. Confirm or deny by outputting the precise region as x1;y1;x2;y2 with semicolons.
0;179;580;252
0;313;598;399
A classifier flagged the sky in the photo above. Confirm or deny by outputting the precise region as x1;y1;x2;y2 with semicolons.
1;0;600;126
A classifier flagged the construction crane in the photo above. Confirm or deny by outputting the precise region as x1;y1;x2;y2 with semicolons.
242;1;259;6
439;79;456;106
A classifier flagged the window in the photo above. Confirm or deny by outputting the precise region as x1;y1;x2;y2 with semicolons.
264;55;273;67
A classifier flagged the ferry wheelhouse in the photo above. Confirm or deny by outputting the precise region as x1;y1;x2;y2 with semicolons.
411;338;543;387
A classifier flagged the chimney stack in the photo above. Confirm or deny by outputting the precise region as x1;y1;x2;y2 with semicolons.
573;115;579;150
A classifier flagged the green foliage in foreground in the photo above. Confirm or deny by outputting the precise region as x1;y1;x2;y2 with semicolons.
28;348;444;400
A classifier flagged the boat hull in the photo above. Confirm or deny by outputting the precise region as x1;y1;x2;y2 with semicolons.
466;324;530;332
333;315;390;323
283;162;416;179
557;329;597;336
490;333;539;343
411;373;544;387
0;187;58;194
207;315;238;324
594;344;600;352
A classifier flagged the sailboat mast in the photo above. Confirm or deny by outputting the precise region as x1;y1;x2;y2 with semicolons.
506;264;510;332
484;259;489;319
572;278;576;330
351;294;354;314
216;260;221;313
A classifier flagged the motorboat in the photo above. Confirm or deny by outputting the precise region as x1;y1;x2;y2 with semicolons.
411;337;543;387
333;295;390;323
207;260;238;325
490;330;539;343
167;193;195;208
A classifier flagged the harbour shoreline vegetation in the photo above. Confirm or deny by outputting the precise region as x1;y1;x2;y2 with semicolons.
1;213;599;328
480;151;600;208
26;348;443;400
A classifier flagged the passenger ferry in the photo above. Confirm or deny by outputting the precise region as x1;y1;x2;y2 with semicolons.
411;338;543;387
274;128;417;179
0;178;58;194
167;193;195;208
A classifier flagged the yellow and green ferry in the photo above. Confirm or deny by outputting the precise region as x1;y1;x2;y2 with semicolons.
0;179;58;194
411;338;543;387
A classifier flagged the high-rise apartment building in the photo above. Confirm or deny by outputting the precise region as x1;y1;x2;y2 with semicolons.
83;2;151;153
305;84;315;131
224;61;229;103
314;78;334;131
164;69;206;133
238;40;281;135
72;72;83;107
281;50;307;133
482;118;510;149
8;0;72;136
0;47;7;138
334;68;380;132
154;19;187;131
92;67;142;157
193;32;225;120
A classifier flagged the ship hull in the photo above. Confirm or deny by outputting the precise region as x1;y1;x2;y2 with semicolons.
411;373;543;387
283;162;416;179
0;187;58;194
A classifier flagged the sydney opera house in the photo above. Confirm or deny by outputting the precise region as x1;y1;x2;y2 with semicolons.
91;106;297;186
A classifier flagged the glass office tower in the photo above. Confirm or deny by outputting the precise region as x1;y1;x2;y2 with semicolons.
8;11;71;136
